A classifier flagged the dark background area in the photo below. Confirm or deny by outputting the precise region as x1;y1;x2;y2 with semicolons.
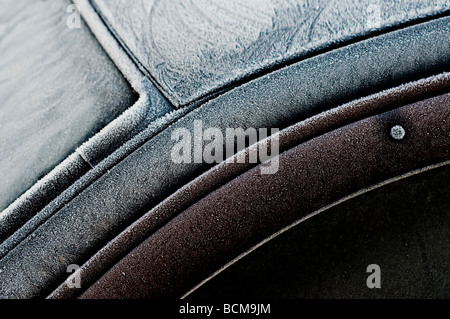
191;165;450;299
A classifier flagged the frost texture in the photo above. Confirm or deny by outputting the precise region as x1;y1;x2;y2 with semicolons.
92;0;450;106
0;0;136;211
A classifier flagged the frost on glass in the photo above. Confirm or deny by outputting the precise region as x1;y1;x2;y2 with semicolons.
92;0;449;106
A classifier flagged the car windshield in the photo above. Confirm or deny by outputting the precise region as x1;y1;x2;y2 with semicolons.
92;0;450;107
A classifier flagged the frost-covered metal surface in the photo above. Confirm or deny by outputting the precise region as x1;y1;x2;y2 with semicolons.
92;0;450;107
0;0;136;211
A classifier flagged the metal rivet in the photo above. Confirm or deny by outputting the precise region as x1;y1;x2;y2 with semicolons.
390;125;406;140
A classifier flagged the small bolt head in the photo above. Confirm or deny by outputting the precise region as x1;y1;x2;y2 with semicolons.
390;125;406;140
